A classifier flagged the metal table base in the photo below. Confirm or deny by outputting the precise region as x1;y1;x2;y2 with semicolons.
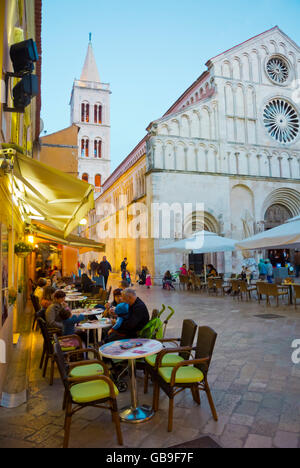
119;359;155;424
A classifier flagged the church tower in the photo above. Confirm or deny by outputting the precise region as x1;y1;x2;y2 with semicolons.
70;35;111;192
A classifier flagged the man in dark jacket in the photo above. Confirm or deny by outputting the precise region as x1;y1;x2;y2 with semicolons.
99;256;112;289
119;289;149;338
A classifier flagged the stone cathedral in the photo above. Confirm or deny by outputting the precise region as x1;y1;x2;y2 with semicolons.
87;26;300;281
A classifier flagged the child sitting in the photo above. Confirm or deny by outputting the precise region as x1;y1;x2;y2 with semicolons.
107;303;129;339
59;309;85;336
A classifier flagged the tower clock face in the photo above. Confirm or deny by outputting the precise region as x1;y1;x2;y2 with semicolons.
263;98;299;144
266;56;289;85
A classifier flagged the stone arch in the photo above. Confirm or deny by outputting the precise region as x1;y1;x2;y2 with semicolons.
222;60;232;78
233;57;241;80
261;188;300;219
159;123;169;136
181;114;190;137
264;204;292;230
231;184;255;239
184;210;220;236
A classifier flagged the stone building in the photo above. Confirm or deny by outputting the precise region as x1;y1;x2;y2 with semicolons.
70;37;111;192
88;26;300;281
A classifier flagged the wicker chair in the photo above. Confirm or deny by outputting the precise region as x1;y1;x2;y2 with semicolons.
152;326;218;432
265;283;289;306
54;340;123;448
144;319;197;394
238;280;257;301
178;275;189;291
294;284;300;309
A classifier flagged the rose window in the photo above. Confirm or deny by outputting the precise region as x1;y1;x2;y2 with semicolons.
263;99;299;143
266;57;289;84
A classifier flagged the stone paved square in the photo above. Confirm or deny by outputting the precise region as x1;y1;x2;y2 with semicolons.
0;281;300;448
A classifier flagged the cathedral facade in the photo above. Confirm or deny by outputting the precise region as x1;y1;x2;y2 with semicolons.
90;27;300;280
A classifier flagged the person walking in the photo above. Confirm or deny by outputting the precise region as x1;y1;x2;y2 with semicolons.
99;256;112;289
258;259;267;280
121;258;128;273
265;259;273;283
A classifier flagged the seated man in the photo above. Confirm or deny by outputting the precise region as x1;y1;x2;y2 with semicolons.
105;289;149;342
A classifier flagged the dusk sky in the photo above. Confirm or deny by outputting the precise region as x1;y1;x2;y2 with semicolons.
41;0;300;171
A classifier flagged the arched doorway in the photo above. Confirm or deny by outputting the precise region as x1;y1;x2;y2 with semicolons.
185;211;220;274
264;204;292;266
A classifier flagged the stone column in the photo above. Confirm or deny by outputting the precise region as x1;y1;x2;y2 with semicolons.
278;156;283;178
184;147;188;171
227;151;231;174
162;144;166;170
195;148;199;172
288;157;293;178
256;154;261;176
205;149;209;172
214;150;218;173
235;152;240;175
174;146;177;171
246;153;251;175
267;155;272;177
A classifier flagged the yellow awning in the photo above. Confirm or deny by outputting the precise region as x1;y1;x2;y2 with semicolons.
32;224;105;254
11;151;94;237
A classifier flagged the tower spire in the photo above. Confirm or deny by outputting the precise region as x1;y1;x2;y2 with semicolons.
80;36;100;82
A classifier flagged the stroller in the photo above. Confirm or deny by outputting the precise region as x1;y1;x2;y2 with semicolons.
110;305;175;392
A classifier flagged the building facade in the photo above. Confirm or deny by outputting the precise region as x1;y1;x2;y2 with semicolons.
70;38;111;192
0;0;42;399
91;27;300;281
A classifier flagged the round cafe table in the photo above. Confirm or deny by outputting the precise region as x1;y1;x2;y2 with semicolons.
77;319;111;348
65;295;87;309
99;338;163;424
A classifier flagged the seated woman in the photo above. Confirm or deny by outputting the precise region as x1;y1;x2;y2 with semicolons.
207;264;218;278
80;273;95;293
180;264;188;276
103;288;123;318
41;286;55;310
163;271;175;290
34;278;47;309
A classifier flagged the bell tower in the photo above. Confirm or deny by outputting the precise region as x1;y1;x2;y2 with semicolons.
70;34;111;192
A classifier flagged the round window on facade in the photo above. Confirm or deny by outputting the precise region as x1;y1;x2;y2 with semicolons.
266;56;289;85
263;99;299;144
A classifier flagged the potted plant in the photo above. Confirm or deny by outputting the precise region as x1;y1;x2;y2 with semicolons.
14;242;33;258
8;288;17;306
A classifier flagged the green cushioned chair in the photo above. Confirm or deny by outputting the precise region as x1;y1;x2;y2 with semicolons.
37;317;83;386
54;338;123;449
152;326;218;432
144;319;197;394
158;366;204;384
145;353;184;367
69;363;104;379
70;379;119;404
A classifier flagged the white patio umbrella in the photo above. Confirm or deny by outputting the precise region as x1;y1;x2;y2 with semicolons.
236;215;300;250
160;230;238;281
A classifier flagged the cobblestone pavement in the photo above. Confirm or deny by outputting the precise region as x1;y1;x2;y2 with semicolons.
0;280;300;448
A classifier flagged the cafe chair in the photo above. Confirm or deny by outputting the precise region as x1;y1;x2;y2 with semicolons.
144;319;197;394
152;326;218;432
215;278;231;296
238;280;257;301
207;277;216;295
53;335;106;409
54;341;123;449
37;318;83;385
178;274;189;291
265;283;289;306
294;284;300;309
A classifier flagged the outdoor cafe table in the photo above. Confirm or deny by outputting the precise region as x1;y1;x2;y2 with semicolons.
77;318;112;348
65;295;87;309
279;283;294;305
99;338;163;424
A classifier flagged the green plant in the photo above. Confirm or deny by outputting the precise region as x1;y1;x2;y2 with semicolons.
8;288;17;306
14;242;33;254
